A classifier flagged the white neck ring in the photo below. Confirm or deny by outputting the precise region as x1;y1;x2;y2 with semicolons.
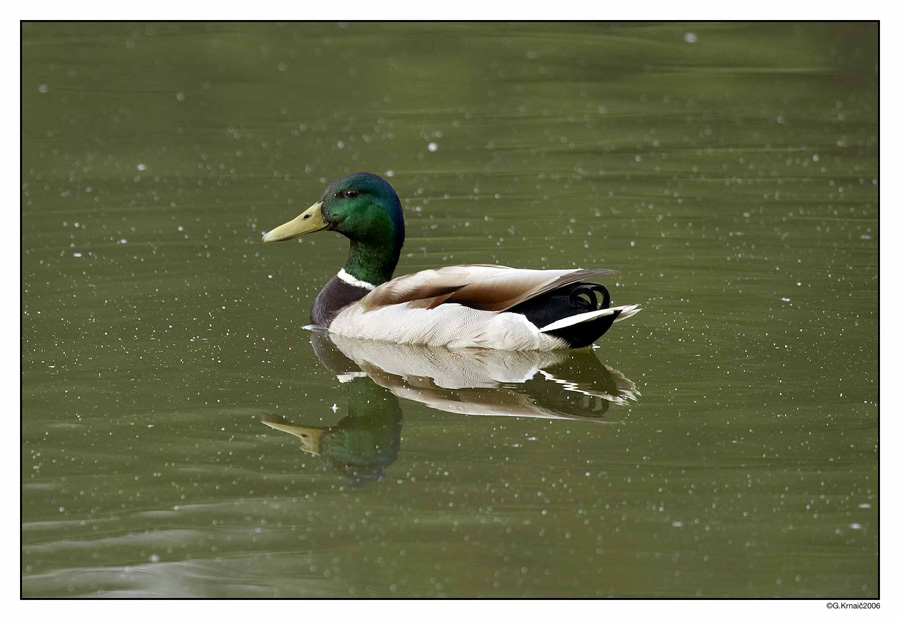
338;268;376;291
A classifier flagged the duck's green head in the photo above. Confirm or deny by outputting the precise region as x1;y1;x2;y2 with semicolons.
263;172;406;285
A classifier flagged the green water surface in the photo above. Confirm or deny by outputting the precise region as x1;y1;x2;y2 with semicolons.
22;22;878;598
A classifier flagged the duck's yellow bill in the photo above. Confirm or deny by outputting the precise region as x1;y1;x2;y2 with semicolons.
263;201;327;243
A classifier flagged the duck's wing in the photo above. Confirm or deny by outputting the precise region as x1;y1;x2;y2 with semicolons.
359;264;619;313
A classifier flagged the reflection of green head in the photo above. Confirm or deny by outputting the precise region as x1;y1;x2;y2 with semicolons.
319;380;402;485
263;379;402;487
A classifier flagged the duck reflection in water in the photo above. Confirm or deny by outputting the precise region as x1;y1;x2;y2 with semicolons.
262;330;639;485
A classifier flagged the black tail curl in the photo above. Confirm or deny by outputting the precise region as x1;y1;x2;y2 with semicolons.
567;283;611;312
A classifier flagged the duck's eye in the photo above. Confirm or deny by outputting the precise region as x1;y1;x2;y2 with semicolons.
341;188;359;199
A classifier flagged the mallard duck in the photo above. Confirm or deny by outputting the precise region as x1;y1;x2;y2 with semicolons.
263;172;640;350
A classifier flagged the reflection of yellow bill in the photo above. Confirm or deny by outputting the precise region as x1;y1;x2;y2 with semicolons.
261;414;323;455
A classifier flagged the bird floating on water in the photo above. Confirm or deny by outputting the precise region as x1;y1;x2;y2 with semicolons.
263;172;639;350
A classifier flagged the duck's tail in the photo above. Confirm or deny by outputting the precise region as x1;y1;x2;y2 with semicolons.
507;281;641;348
613;304;642;322
539;304;641;333
540;303;642;349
